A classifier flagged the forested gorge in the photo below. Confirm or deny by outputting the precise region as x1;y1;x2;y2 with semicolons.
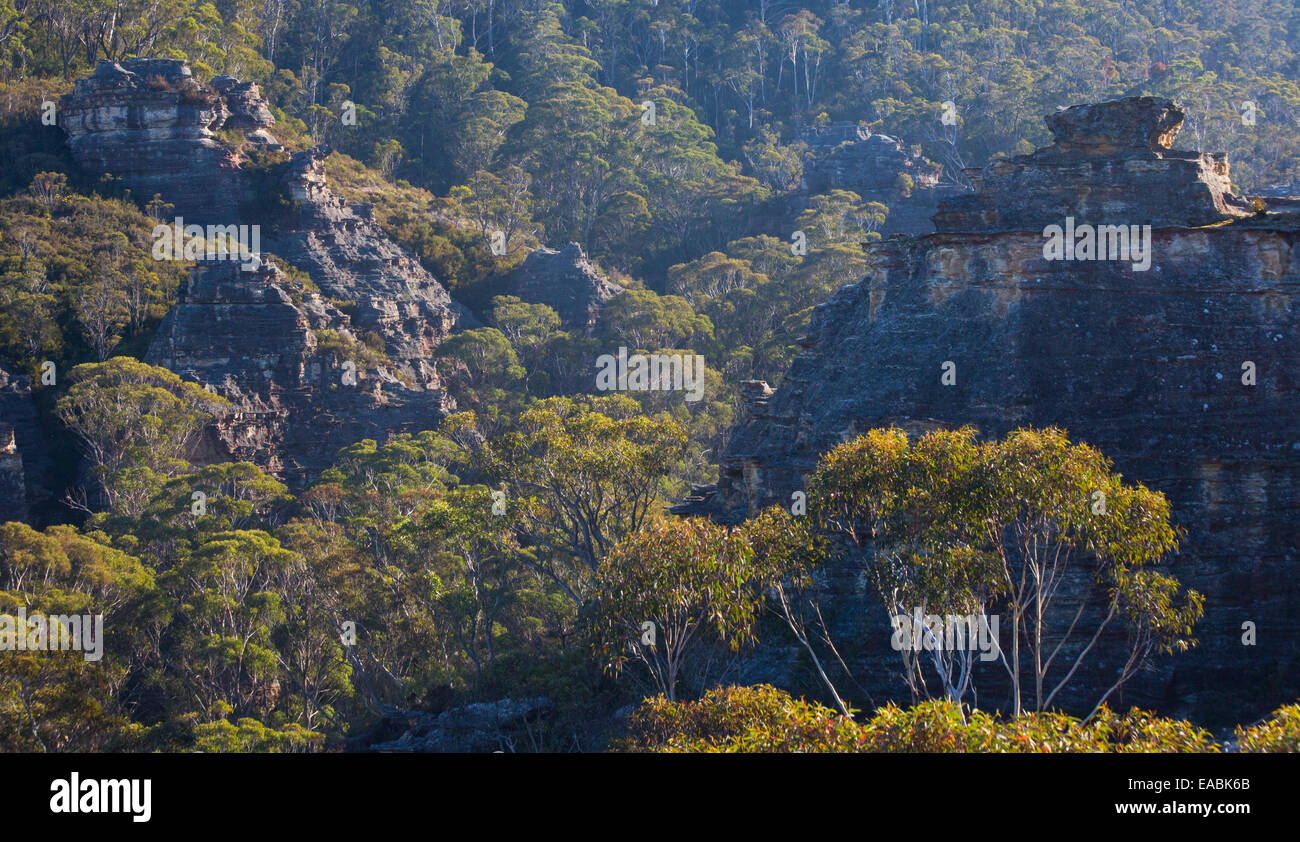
5;1;1300;391
1;0;1299;752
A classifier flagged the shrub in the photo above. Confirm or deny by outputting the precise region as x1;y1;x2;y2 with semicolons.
616;685;1227;753
189;717;325;753
312;328;389;370
614;684;863;753
1235;703;1300;752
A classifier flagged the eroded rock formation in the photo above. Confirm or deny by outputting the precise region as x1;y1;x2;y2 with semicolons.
799;122;960;236
60;58;276;220
934;97;1251;232
146;259;451;485
62;60;474;485
696;98;1299;724
269;145;475;388
500;242;622;332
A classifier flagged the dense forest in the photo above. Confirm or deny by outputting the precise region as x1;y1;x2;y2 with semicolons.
4;1;1300;391
1;0;1299;752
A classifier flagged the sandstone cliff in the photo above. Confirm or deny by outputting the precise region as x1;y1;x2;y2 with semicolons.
268;144;475;389
145;259;450;485
696;98;1299;724
934;97;1251;232
0;367;52;523
0;423;25;523
61;59;276;220
62;60;473;486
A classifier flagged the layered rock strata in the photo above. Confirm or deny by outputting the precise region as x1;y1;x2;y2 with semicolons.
146;260;450;485
268;145;475;388
60;58;275;220
62;60;473;484
934;97;1251;232
694;98;1299;724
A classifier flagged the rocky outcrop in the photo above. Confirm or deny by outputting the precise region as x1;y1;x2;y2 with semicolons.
799;122;960;236
697;97;1300;725
500;242;622;331
63;60;475;484
0;368;52;523
268;145;475;387
208;75;275;130
146;259;452;485
934;97;1251;232
62;59;474;392
364;697;551;752
60;58;276;219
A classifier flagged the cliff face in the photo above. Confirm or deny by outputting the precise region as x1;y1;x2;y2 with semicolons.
62;60;473;485
60;59;276;220
701;98;1300;723
0;367;52;523
269;145;474;389
145;260;449;484
0;423;25;522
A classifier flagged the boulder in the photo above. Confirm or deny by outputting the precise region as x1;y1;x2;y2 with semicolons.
366;697;551;753
501;242;622;332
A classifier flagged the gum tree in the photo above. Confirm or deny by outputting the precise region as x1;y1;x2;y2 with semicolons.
807;426;1203;716
808;427;1002;706
981;428;1203;717
478;395;690;603
587;517;760;702
744;505;856;717
55;358;229;515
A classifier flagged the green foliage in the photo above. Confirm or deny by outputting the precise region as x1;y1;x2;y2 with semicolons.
807;426;1203;713
401;484;537;689
434;327;527;427
616;684;863;753
491;296;560;361
312;328;390;371
7;0;1300;286
0;522;158;751
0;182;188;370
0;522;155;616
478;395;691;601
1;0;1293;752
55;358;228;515
617;684;1226;753
137;462;293;537
190;716;325;753
155;530;297;718
0;652;141;752
587;517;760;701
1235;704;1300;752
598;289;713;351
